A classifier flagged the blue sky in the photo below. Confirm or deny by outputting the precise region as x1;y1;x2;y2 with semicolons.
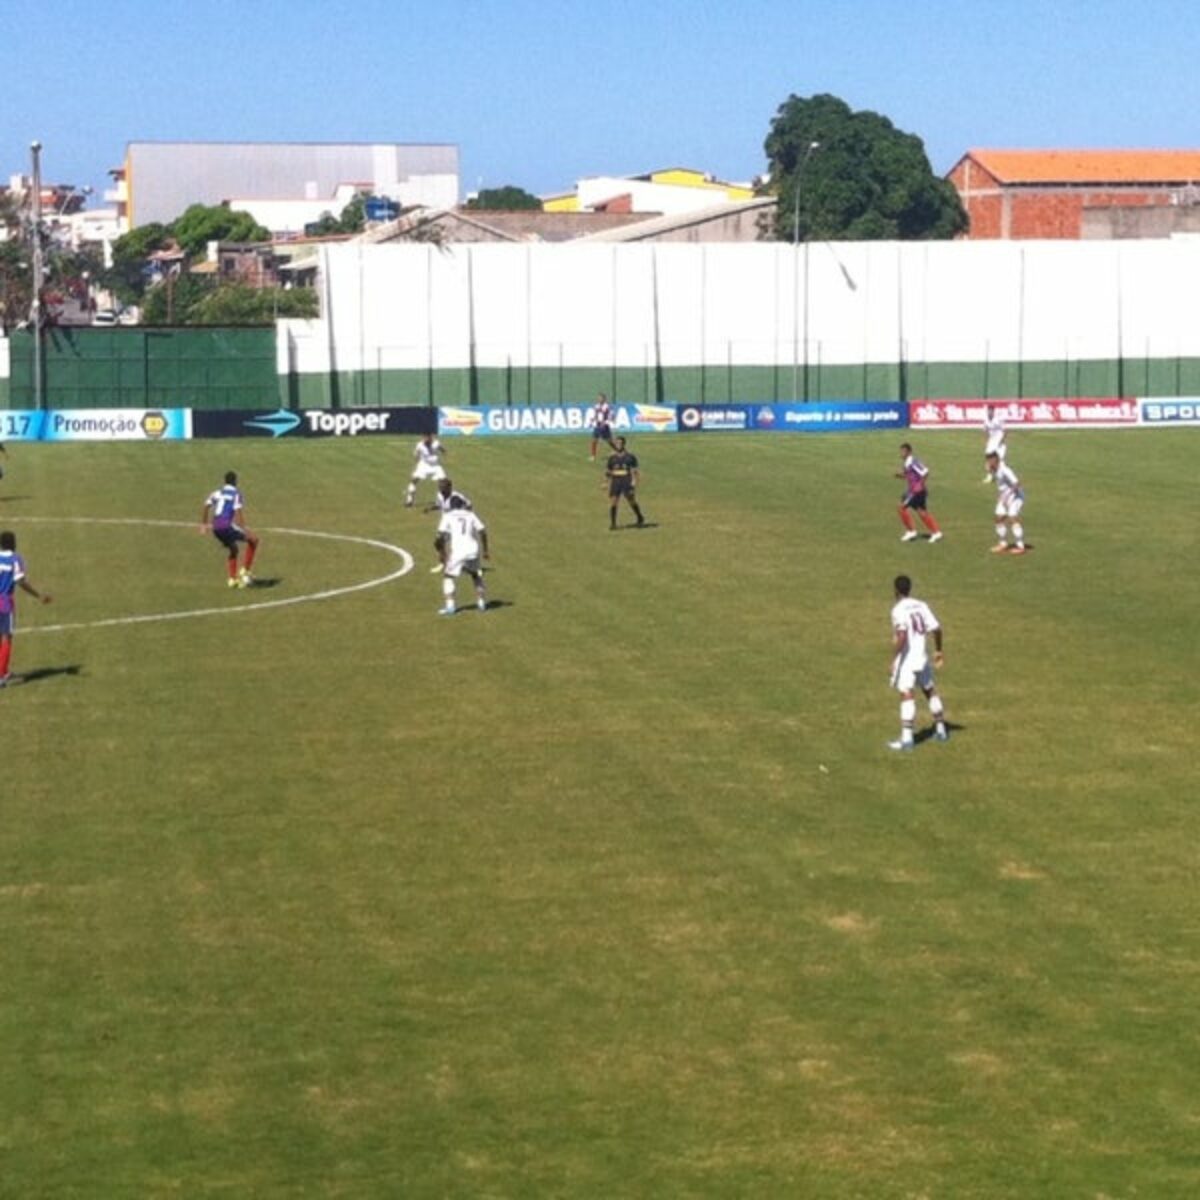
3;0;1199;208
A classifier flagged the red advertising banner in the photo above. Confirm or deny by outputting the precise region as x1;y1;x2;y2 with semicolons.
910;399;1139;429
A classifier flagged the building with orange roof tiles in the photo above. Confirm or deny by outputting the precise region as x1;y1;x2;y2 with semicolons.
947;149;1200;239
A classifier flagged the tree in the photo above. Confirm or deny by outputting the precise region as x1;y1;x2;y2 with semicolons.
139;272;213;325
0;240;32;333
336;193;367;233
188;284;317;324
140;277;317;326
466;186;542;211
170;204;270;258
303;192;375;238
102;222;170;305
764;93;966;241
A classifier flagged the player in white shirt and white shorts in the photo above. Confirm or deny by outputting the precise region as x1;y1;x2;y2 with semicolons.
405;434;447;507
982;405;1007;481
888;575;948;751
987;453;1026;554
434;496;490;615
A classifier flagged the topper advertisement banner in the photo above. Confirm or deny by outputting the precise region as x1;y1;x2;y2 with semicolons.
192;407;435;439
0;409;192;441
909;399;1139;429
439;403;678;437
677;402;907;432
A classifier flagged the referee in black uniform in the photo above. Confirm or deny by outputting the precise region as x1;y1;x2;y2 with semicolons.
604;436;646;530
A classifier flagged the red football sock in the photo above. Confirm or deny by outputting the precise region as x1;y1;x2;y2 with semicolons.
244;542;257;571
0;637;11;676
921;512;941;533
227;558;238;580
898;506;915;531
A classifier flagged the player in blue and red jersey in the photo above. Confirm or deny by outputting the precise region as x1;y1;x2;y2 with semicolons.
589;393;618;462
895;443;943;543
0;530;53;686
200;471;260;588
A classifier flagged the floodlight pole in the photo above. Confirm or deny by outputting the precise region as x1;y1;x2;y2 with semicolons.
791;141;819;402
30;140;45;410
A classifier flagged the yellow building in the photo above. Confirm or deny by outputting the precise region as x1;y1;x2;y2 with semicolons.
544;167;754;215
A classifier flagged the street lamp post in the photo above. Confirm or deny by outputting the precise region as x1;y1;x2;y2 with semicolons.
791;141;819;402
30;140;45;411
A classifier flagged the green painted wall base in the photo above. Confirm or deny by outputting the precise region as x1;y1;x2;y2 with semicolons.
285;356;1200;410
4;327;278;410
6;335;1200;411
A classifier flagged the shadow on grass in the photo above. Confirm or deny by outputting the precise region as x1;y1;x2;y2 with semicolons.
8;664;83;687
913;721;965;746
0;495;34;503
246;577;283;589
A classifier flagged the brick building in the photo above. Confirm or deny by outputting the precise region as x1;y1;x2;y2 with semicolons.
947;150;1200;239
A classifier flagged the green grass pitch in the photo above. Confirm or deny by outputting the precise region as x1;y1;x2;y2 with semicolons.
1;429;1197;1197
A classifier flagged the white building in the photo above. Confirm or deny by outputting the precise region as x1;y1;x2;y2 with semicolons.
114;141;460;230
228;184;371;237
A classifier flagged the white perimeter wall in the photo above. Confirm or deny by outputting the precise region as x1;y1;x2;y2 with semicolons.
284;238;1200;375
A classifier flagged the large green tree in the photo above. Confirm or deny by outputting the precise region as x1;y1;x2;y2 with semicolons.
465;185;542;211
170;204;271;258
764;93;966;241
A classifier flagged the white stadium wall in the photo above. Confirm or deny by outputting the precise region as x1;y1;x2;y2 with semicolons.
283;238;1200;407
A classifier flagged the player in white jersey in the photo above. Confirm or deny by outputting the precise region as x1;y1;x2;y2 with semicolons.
434;496;490;615
427;478;474;569
987;452;1026;554
431;477;472;514
888;574;948;751
405;434;447;507
982;405;1007;481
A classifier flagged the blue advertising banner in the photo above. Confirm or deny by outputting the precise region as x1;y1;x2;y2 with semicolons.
0;411;47;441
677;402;907;433
1139;398;1200;426
440;403;678;437
0;408;191;441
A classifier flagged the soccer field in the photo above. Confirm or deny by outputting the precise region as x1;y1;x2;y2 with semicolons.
2;429;1197;1197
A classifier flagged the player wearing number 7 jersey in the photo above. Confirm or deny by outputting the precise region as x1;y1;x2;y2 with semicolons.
888;574;948;751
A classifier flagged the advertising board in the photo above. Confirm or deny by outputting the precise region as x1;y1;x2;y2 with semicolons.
439;403;677;437
0;409;191;441
909;399;1139;429
677;402;907;433
192;407;436;439
1138;398;1200;426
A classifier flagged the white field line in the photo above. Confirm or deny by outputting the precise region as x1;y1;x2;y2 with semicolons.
10;517;413;634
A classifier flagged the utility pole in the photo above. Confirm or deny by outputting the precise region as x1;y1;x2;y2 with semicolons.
791;141;819;402
30;140;45;410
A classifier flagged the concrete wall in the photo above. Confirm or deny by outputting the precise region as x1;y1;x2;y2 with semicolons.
276;238;1200;407
9;239;1200;412
1083;205;1200;239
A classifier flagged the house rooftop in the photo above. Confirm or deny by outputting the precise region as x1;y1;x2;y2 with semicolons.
962;149;1200;184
